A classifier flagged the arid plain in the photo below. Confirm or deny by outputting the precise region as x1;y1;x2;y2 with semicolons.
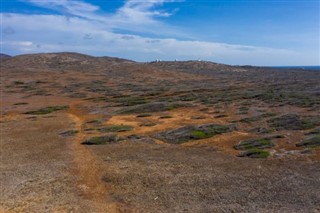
1;53;319;212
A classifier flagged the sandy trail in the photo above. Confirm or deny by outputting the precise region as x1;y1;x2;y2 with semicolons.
67;101;118;212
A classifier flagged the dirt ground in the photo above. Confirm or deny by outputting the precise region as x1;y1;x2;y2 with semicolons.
1;53;319;212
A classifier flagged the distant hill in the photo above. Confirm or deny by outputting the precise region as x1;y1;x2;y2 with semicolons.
2;52;312;75
0;52;135;72
148;60;248;74
1;52;256;78
0;53;11;59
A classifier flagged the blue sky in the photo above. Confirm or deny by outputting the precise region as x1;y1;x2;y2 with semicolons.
1;0;319;65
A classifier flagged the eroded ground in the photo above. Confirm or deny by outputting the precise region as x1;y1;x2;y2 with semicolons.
1;53;320;212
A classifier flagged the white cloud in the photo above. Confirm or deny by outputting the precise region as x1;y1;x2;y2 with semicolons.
3;12;316;65
26;0;100;15
1;1;318;65
24;0;183;36
16;41;33;46
117;0;179;20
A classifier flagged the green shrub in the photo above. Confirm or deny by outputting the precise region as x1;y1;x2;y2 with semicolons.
25;105;68;115
86;119;104;124
98;125;133;132
137;114;152;117
13;81;24;85
159;115;173;119
238;149;270;158
14;102;28;105
60;130;79;136
156;124;232;144
297;135;320;148
214;114;228;118
82;134;121;145
268;114;320;130
235;138;274;150
191;130;208;139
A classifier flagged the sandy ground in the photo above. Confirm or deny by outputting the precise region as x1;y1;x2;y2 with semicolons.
93;142;320;212
0;113;83;212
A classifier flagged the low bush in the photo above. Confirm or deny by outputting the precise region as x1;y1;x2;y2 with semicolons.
25;105;68;115
296;135;320;148
98;125;133;132
238;149;270;158
82;134;121;145
235;138;274;150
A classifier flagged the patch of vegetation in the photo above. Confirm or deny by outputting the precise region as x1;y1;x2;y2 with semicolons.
84;97;109;102
113;96;148;106
301;117;320;130
191;115;206;120
296;135;320;148
14;102;28;105
118;102;191;114
25;105;68;115
268;114;320;130
137;113;152;117
249;127;273;134
13;81;24;85
126;134;155;143
262;112;277;117
98;125;133;132
59;130;79;137
238;106;249;111
305;128;320;135
240;101;254;106
191;130;208;139
85;81;111;93
143;91;163;97
243;87;320;108
32;89;50;96
35;80;47;84
214;114;228;118
237;111;248;115
82;134;121;145
155;123;234;144
271;135;286;139
235;138;274;150
238;149;270;158
166;103;190;111
86;119;104;124
178;94;198;102
68;92;87;98
239;113;276;123
239;117;260;123
159;115;173;119
199;108;209;112
84;128;95;131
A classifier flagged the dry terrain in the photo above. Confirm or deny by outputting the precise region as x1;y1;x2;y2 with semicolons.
1;53;319;212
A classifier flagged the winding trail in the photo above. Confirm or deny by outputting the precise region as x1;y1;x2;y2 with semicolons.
67;101;117;212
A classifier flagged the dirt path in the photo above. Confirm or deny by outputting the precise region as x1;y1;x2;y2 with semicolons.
67;102;121;212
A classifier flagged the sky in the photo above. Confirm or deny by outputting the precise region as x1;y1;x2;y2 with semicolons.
1;0;319;65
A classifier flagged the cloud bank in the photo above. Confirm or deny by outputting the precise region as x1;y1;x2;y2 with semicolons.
1;0;318;65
